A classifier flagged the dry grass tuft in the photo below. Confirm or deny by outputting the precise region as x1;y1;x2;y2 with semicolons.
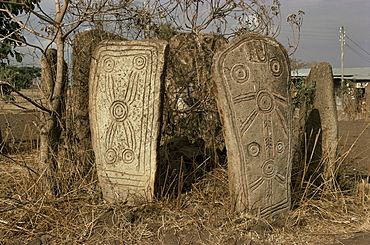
1;122;370;244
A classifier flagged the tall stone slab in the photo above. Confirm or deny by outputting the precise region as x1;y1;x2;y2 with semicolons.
89;40;167;202
213;33;292;217
163;33;227;148
70;30;124;173
305;62;338;182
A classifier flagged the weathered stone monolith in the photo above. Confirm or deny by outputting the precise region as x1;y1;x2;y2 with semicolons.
89;40;167;202
163;33;227;149
213;33;292;217
70;29;124;174
305;62;338;183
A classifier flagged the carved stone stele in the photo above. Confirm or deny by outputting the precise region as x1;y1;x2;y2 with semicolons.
213;33;293;217
163;33;227;149
89;40;167;203
71;30;124;170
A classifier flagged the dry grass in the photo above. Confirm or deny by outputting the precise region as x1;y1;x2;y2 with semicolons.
0;126;370;244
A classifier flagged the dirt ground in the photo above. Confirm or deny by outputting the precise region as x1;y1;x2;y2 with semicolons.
338;120;370;177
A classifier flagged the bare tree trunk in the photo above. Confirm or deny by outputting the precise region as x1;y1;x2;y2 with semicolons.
40;48;67;196
38;0;70;196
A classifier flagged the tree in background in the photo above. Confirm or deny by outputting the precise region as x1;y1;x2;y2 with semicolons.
0;0;133;195
0;65;40;95
290;58;317;73
0;0;304;196
0;0;40;63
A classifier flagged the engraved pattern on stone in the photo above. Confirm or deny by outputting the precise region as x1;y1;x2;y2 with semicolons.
133;55;146;70
103;57;115;72
262;160;276;178
213;33;292;217
269;58;282;76
231;64;250;83
90;40;167;202
247;142;261;157
256;90;274;113
110;100;128;122
276;140;284;154
105;148;117;165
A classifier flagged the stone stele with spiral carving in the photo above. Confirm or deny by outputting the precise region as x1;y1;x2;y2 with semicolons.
213;33;293;218
89;40;167;203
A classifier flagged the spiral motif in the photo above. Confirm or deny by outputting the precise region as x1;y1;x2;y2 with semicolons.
110;101;128;122
105;148;117;164
269;58;282;76
276;141;284;154
103;58;115;72
133;56;146;70
122;149;135;163
247;142;260;157
262;160;276;178
256;91;274;113
231;64;249;83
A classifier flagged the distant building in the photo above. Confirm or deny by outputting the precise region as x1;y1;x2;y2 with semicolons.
291;67;370;120
292;67;370;88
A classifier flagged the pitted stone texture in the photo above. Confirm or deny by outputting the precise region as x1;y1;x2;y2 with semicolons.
163;33;227;149
89;40;167;202
213;33;292;217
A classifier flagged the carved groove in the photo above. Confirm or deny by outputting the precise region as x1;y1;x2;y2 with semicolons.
90;41;167;202
213;33;292;217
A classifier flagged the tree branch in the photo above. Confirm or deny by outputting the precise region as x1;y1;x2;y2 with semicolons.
0;82;52;114
0;7;53;41
0;154;39;176
56;0;70;24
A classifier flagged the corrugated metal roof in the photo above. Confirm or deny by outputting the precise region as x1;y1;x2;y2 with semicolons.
291;67;370;81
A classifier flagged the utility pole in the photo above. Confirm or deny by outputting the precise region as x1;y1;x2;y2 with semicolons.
340;26;345;85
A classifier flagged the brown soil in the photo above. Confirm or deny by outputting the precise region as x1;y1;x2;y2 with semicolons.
338;120;370;176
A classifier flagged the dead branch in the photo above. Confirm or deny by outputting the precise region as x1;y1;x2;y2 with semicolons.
0;82;52;114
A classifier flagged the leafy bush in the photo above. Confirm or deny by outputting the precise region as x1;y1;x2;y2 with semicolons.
293;78;315;108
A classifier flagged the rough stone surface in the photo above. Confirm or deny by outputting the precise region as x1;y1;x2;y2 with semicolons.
305;62;338;180
70;30;124;171
89;40;167;202
213;33;292;217
163;33;227;149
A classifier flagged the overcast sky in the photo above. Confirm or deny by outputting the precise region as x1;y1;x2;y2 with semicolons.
277;0;370;68
19;0;370;69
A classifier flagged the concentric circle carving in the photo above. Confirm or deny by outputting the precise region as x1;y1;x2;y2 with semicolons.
103;58;115;72
247;142;261;157
256;90;274;113
231;64;250;83
262;160;276;178
133;56;146;69
105;148;117;164
110;100;128;122
276;140;284;154
269;58;282;76
122;149;134;163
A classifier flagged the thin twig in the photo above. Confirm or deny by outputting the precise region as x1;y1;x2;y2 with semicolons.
0;82;52;114
0;153;39;175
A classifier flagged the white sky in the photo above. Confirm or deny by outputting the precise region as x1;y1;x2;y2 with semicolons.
277;0;370;68
15;0;370;69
